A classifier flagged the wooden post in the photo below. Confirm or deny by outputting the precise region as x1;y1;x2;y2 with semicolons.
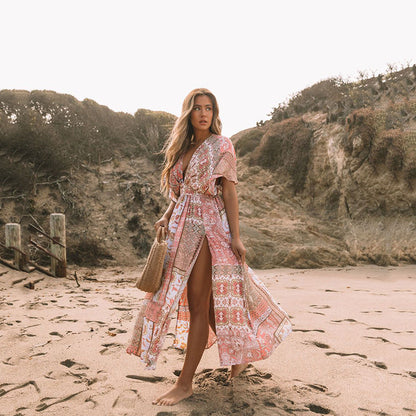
50;214;66;277
5;223;21;269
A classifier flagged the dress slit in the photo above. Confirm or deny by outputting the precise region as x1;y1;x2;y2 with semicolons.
173;233;217;351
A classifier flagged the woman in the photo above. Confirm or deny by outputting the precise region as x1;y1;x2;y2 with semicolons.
126;88;292;406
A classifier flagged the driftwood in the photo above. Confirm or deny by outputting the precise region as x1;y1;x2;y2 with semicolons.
33;176;68;194
0;194;26;200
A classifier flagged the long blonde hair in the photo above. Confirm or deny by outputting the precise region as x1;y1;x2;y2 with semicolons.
160;88;222;196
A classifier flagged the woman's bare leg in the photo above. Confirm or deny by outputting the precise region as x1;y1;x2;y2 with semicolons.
209;291;216;335
153;236;212;406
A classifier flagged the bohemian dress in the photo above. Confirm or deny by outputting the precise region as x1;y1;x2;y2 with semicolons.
126;134;292;370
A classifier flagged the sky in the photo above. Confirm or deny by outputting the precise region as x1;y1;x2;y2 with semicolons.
1;0;415;137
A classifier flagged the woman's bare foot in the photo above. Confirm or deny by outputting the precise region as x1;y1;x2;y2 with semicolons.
229;363;249;379
152;382;193;406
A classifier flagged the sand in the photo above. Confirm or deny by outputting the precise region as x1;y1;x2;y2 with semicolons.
0;264;415;416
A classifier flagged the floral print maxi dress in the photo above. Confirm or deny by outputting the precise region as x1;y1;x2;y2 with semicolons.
126;134;292;370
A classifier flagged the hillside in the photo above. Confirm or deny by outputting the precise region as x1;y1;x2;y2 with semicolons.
0;90;174;267
232;66;416;267
0;67;415;269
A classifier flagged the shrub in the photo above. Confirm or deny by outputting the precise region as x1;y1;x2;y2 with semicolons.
127;214;141;231
251;117;313;194
131;233;152;255
0;89;176;180
344;108;377;155
369;129;404;169
385;137;405;174
235;129;263;156
404;162;416;184
0;158;34;192
67;237;113;266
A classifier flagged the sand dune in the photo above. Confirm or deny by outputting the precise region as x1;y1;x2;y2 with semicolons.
0;264;415;415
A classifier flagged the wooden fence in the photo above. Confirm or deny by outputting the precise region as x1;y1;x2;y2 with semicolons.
0;213;66;277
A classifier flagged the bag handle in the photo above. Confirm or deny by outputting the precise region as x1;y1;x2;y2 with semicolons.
156;226;166;243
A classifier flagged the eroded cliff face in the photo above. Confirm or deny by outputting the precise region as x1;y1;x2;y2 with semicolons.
233;106;416;268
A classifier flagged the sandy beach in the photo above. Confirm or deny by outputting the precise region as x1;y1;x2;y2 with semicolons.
0;264;415;416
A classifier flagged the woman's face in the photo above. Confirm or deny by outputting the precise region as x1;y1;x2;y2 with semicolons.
190;95;213;134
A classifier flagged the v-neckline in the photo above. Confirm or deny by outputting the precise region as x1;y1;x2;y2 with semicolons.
180;134;213;179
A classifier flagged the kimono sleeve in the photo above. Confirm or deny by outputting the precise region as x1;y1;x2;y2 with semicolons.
211;137;238;184
169;188;178;203
168;169;180;203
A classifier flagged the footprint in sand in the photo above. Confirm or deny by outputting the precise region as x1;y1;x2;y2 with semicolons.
331;318;359;323
112;389;140;413
367;327;391;331
363;336;391;343
293;329;325;333
326;351;367;359
361;310;383;314
306;403;332;414
49;331;64;338
110;307;133;311
60;359;89;370
84;396;98;409
100;342;123;355
373;361;387;369
107;327;127;334
306;383;328;393
306;341;330;349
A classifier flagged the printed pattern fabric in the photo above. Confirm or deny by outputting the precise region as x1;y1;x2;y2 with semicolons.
126;134;292;369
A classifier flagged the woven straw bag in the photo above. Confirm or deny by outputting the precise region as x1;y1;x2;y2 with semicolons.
136;226;168;292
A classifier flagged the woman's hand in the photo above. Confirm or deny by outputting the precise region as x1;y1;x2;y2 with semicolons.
154;216;169;231
231;237;246;264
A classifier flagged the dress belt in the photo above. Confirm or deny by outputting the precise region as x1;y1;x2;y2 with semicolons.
180;191;219;198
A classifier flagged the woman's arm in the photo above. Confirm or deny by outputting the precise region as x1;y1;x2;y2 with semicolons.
221;178;246;264
154;200;176;230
